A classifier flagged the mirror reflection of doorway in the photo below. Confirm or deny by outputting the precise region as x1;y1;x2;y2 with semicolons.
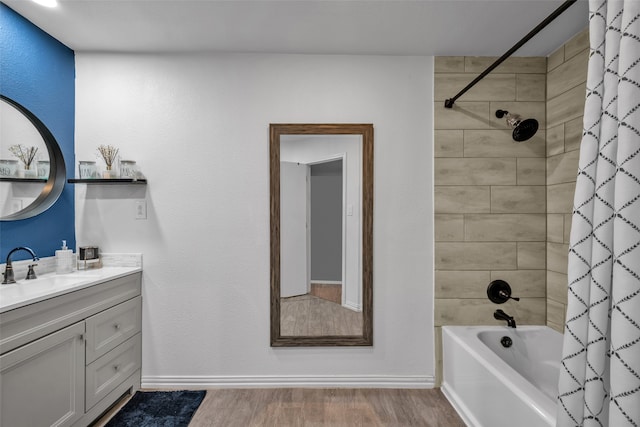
309;159;343;305
280;157;344;303
280;152;362;336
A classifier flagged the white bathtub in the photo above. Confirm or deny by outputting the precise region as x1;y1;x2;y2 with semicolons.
441;325;563;427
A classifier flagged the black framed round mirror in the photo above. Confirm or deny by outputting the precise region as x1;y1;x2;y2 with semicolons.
0;94;66;221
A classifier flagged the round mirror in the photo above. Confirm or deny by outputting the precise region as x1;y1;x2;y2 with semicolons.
0;95;66;221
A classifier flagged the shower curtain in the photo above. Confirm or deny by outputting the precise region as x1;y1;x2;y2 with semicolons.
557;1;640;426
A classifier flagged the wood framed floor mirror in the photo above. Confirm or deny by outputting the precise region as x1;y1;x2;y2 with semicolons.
270;123;373;346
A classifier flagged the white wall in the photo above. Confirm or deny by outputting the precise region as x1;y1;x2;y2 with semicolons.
75;53;435;387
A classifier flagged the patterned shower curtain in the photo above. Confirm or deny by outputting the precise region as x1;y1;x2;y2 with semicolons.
556;1;640;426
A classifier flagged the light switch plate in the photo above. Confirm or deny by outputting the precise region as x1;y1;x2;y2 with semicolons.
134;199;147;220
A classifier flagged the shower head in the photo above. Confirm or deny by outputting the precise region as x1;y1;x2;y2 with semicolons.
495;109;539;142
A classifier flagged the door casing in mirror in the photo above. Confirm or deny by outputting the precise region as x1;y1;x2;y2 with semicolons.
270;123;373;346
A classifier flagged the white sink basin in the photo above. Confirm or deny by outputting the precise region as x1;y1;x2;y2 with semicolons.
0;266;141;313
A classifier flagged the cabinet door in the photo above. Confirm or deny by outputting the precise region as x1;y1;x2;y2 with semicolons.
1;322;85;427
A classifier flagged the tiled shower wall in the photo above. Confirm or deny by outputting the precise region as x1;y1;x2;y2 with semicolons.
434;56;548;382
433;28;589;383
546;28;588;332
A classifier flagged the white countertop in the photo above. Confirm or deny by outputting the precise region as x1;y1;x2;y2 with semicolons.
0;267;141;314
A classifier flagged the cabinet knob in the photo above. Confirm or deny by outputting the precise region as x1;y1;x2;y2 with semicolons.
114;323;120;330
114;364;120;371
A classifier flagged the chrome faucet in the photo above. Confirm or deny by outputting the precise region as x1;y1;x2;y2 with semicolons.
494;309;516;328
2;247;39;285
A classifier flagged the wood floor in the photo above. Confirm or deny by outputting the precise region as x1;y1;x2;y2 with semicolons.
280;295;362;336
96;388;465;427
189;388;465;426
310;283;342;305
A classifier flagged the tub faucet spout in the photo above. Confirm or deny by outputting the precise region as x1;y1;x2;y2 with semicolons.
494;309;516;328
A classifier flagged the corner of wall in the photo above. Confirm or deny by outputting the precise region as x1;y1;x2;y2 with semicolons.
545;26;589;333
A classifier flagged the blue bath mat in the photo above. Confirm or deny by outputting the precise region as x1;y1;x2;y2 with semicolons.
105;390;206;427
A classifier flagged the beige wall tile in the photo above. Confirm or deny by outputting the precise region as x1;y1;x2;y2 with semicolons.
435;298;545;326
547;83;587;128
564;27;590;60
435;214;464;241
434;130;464;158
547;150;580;185
465;57;546;74
518;242;546;269
548;182;576;213
434;101;492;130
547;242;569;274
547;299;566;327
517;158;546;185
435;186;491;213
517;74;546;101
435;56;465;73
564;214;573;243
489;101;546;130
491;186;546;213
547;270;568;305
435;49;590;331
511;298;547;325
435;270;491;298
548;214;564;243
463;129;545;158
435;73;516;101
435;158;516;185
547;123;565;156
435;242;517;270
547;48;589;100
564;116;584;152
547;320;564;333
490;270;546;297
548;46;564;72
465;214;546;241
434;326;443;386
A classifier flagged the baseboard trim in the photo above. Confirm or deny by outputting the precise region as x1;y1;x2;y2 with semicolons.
344;300;362;312
142;374;435;389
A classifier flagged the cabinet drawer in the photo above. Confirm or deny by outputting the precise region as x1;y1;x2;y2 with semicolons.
1;272;141;355
86;333;141;410
86;296;141;363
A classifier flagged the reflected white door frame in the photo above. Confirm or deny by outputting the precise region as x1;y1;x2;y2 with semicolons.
307;153;350;309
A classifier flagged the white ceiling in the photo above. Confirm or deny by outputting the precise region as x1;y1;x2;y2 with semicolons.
3;0;589;56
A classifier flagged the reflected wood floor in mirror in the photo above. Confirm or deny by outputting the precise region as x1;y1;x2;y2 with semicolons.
188;388;466;426
310;283;342;305
281;295;362;336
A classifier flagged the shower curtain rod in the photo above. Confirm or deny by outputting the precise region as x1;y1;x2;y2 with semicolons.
444;0;577;109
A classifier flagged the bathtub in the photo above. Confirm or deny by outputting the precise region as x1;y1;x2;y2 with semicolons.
441;325;563;427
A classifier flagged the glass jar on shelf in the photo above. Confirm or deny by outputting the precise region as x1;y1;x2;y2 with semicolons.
37;160;50;179
78;161;98;179
0;159;18;177
119;160;138;179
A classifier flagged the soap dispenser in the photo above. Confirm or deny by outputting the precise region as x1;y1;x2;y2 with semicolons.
55;240;74;274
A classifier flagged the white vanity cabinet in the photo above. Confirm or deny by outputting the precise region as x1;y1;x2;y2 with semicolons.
0;271;142;427
0;322;86;427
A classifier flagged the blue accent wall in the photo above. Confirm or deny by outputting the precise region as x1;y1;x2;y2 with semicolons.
1;4;75;261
